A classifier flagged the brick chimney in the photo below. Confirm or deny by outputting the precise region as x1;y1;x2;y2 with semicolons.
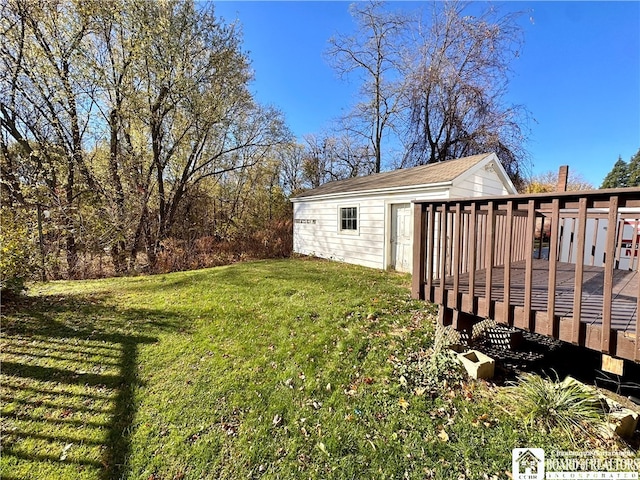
557;165;569;192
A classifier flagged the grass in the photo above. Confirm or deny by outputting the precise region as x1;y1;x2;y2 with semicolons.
0;258;634;479
502;372;608;442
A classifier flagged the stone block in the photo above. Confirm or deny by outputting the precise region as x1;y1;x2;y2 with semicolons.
608;409;639;438
457;350;495;380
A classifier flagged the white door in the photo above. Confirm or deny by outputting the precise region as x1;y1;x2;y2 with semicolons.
391;204;413;273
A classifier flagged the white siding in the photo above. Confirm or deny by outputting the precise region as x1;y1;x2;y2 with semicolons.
293;189;449;271
449;160;514;198
292;156;515;272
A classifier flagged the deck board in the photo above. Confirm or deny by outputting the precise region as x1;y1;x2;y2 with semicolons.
436;259;638;337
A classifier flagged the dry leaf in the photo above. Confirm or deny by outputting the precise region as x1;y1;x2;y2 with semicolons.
437;429;449;442
272;414;282;427
60;443;72;461
414;387;427;396
398;397;409;410
317;442;329;456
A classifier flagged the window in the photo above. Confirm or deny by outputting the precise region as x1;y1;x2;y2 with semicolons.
340;206;358;232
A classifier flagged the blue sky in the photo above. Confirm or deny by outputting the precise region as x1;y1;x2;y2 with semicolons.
214;1;640;187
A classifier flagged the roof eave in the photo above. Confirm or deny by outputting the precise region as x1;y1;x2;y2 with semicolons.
290;181;453;202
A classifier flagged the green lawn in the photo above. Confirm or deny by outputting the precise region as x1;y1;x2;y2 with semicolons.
0;258;629;479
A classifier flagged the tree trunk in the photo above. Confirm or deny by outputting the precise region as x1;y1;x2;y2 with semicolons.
109;108;127;274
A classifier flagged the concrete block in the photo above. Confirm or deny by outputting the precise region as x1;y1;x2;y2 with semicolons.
457;350;495;380
608;409;639;438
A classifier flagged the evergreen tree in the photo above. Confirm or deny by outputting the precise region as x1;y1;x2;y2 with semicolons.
627;148;640;187
600;156;630;188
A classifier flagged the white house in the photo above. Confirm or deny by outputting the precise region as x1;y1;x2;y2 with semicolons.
290;153;517;273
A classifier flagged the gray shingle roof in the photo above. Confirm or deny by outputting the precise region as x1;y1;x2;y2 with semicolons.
292;153;492;199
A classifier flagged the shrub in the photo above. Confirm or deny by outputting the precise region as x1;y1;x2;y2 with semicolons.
0;207;37;298
394;322;465;396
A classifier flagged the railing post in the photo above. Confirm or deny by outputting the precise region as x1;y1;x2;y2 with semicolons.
524;200;536;331
571;197;588;345
602;196;618;354
412;202;426;300
632;219;640;271
439;204;448;306
452;203;462;313
426;205;435;300
468;202;477;307
484;201;495;318
637;253;640;362
547;199;560;337
503;201;513;325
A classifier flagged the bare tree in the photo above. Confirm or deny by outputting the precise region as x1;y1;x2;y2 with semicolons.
298;132;373;190
1;0;97;277
1;0;290;277
278;142;306;196
326;1;406;174
402;1;528;184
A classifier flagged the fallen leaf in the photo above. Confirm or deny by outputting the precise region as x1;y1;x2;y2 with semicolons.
272;414;282;427
317;442;329;456
398;397;409;410
414;387;427;396
437;429;449;442
60;443;72;461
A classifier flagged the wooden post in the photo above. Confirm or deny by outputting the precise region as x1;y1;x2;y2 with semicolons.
452;203;462;313
503;201;513;325
412;202;426;300
524;200;536;331
439;204;448;306
571;197;588;345
636;251;640;362
484;202;495;318
602;196;618;354
468;203;477;306
547;199;560;336
557;165;569;192
426;205;435;300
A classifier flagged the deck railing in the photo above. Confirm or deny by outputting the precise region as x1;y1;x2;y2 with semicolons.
411;188;640;362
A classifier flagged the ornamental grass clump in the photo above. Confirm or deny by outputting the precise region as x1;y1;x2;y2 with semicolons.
503;372;607;442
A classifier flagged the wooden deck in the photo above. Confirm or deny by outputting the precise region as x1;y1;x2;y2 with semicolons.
429;260;638;358
411;188;640;363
